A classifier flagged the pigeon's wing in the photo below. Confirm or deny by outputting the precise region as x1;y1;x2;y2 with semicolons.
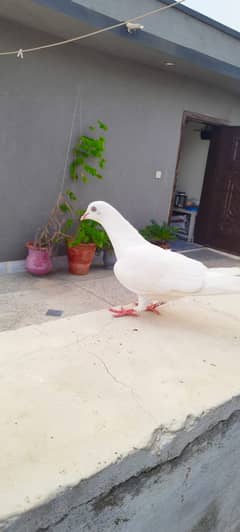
114;245;206;296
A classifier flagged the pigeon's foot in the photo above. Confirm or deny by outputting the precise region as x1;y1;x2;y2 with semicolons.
145;303;162;315
109;307;138;318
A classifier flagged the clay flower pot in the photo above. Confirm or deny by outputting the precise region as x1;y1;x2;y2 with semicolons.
25;241;53;275
159;241;170;249
152;240;170;249
67;243;96;275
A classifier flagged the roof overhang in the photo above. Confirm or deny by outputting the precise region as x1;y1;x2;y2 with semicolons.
0;0;240;94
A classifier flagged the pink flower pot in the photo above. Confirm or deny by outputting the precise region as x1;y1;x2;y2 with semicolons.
25;241;53;275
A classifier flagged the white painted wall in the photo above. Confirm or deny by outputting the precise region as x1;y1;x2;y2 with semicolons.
176;121;210;203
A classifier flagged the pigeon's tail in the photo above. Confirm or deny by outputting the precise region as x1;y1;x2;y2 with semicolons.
201;267;240;295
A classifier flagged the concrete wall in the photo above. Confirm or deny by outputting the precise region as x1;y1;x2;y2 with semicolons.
52;412;240;532
176;121;210;202
73;0;240;67
5;412;240;531
1;18;240;260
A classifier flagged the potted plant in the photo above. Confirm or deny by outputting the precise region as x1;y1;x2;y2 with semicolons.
66;216;106;275
62;119;109;274
26;119;108;276
140;221;178;249
25;241;53;276
25;203;67;275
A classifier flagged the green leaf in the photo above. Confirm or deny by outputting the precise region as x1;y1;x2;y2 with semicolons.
97;120;108;131
76;209;85;217
63;219;74;230
70;121;108;183
66;190;77;201
139;222;178;242
73;148;87;158
76;157;85;165
99;158;106;169
83;164;97;176
59;202;71;213
69;162;78;181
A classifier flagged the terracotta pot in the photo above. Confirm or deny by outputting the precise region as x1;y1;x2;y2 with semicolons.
152;240;170;249
159;242;170;249
25;241;52;275
67;243;96;275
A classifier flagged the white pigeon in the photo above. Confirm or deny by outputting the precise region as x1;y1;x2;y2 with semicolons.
81;201;240;317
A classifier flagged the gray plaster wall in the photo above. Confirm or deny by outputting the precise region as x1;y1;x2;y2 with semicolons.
4;411;240;531
1;18;240;260
51;412;240;532
72;0;240;67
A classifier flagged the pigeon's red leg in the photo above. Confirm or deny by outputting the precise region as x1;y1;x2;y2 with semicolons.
145;303;163;315
109;307;139;318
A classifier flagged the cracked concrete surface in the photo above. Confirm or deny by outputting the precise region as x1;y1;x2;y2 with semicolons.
0;288;240;531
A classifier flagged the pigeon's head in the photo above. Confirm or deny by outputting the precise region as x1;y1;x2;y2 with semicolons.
80;201;112;225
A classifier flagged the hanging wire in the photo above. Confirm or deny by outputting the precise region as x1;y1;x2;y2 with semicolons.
0;0;186;58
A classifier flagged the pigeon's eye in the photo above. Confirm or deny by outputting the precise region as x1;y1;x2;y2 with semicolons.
91;206;97;212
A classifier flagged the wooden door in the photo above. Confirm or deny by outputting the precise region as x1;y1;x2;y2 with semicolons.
195;126;240;255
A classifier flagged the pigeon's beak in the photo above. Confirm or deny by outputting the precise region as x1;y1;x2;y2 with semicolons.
80;211;88;221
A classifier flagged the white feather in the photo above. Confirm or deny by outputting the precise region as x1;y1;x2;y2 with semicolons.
84;201;240;307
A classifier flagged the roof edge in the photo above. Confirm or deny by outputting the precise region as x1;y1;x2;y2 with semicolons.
33;0;240;86
35;0;240;42
159;0;240;42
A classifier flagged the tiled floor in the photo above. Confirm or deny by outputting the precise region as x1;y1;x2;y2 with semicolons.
0;268;132;332
0;248;239;333
182;248;240;267
171;240;202;252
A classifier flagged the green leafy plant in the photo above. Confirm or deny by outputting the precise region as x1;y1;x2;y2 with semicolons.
70;120;108;183
140;221;178;243
68;217;107;249
54;197;107;249
32;120;108;251
101;231;113;250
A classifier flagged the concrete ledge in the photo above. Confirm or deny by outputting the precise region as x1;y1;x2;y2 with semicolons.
1;295;240;531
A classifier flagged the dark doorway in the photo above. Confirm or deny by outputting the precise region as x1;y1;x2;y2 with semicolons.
195;126;240;255
170;112;240;256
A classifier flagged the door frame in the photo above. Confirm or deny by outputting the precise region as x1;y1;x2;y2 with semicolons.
168;110;229;223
